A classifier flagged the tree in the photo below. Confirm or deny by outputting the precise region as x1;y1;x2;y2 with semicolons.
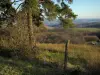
0;0;16;27
41;0;77;28
0;0;76;49
11;0;39;49
54;2;77;28
22;0;39;49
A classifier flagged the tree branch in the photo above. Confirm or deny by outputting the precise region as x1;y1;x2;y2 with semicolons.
11;0;23;4
16;3;23;11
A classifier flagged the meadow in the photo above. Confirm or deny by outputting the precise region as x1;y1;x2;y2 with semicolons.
0;43;100;75
0;27;100;75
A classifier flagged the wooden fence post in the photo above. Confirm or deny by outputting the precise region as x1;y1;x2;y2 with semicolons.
64;40;69;73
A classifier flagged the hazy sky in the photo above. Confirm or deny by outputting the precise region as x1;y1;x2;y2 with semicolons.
54;0;100;19
12;0;100;19
69;0;100;19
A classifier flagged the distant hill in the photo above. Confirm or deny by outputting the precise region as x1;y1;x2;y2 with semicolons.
73;19;100;24
43;19;62;29
73;19;100;28
43;19;60;26
43;19;100;28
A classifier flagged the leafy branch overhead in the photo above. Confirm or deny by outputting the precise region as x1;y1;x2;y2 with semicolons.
39;0;77;28
0;0;77;28
0;0;16;23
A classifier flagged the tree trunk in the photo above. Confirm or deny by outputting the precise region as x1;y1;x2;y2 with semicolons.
27;9;33;49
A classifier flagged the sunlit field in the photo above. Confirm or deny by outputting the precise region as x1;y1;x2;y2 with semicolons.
37;43;100;65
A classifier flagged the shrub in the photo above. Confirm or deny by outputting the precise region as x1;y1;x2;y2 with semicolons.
0;24;38;60
36;31;85;44
84;36;99;42
0;62;23;75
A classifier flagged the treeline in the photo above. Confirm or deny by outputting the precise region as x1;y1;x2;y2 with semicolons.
76;22;100;28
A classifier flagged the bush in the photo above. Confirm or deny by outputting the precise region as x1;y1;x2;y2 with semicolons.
84;36;99;42
36;33;66;44
0;64;22;75
36;31;85;44
17;46;40;60
0;24;38;60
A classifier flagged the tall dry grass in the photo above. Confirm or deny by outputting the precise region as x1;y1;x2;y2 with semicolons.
37;43;100;68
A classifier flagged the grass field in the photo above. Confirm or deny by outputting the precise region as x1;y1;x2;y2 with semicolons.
37;43;100;67
0;43;100;75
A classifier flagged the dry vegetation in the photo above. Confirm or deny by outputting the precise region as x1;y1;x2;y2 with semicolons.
0;27;100;75
37;43;100;74
37;43;100;65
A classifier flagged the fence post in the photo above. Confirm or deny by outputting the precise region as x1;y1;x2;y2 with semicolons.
64;40;69;74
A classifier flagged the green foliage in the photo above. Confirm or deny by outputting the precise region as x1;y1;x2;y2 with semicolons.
54;1;77;28
22;0;39;15
0;0;16;27
0;63;22;75
42;0;57;20
0;0;77;28
60;18;75;28
41;0;77;27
